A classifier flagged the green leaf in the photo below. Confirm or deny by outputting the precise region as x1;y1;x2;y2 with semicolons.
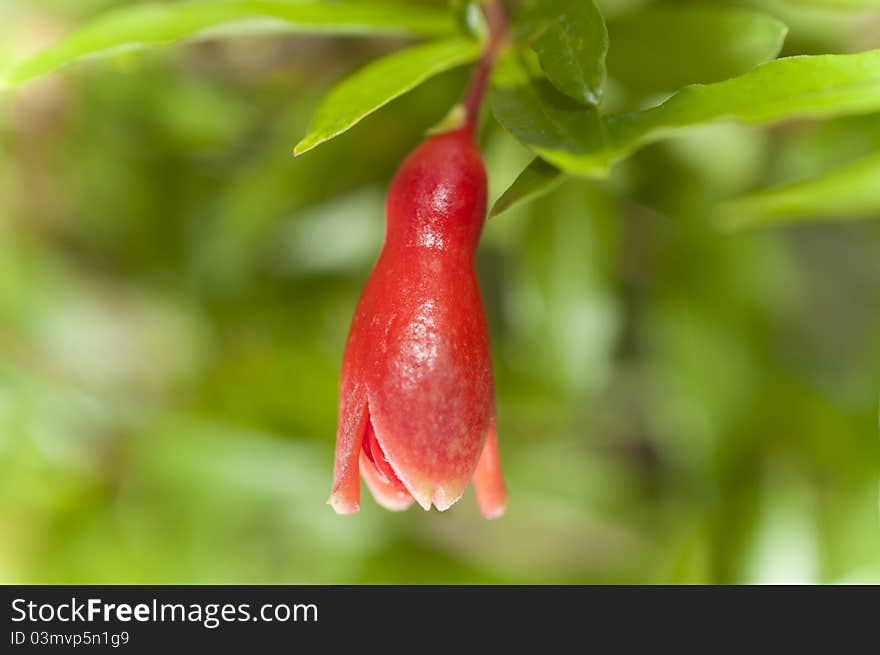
491;158;565;217
782;0;880;8
0;1;457;88
607;6;788;97
491;72;609;175
518;0;608;106
294;38;480;156
717;152;880;228
492;49;880;177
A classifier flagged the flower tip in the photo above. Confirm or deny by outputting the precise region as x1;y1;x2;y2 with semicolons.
478;498;507;520
411;493;433;512
472;418;507;520
432;485;466;513
404;478;469;513
327;493;360;515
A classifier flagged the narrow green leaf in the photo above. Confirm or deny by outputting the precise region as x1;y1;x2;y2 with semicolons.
718;152;880;228
518;0;608;105
0;1;457;88
607;6;788;96
610;50;880;162
294;38;480;156
491;158;565;217
493;50;880;177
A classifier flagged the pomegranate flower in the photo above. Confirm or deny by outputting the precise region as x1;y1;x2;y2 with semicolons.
328;126;507;518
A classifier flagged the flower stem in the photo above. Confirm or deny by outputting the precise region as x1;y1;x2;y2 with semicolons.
462;0;508;136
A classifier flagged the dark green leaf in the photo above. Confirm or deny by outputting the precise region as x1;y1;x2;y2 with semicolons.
491;73;609;176
493;49;880;177
518;0;608;106
607;6;788;97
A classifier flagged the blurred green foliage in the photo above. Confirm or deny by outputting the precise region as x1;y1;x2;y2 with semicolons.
1;0;879;584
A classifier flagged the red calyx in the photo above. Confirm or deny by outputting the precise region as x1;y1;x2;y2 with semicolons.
328;126;508;518
328;1;509;519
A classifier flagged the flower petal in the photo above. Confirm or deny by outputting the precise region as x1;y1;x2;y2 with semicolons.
360;451;414;512
363;419;407;490
472;416;507;519
327;388;367;515
368;388;480;512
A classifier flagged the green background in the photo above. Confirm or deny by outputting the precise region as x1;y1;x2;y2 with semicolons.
1;0;879;584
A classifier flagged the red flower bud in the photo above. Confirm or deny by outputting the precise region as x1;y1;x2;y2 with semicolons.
328;126;507;518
